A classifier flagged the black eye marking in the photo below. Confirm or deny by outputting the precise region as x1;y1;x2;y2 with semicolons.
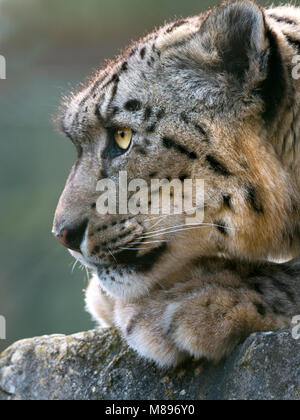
215;220;228;235
124;100;142;112
91;203;96;209
246;185;264;214
223;195;234;211
206;155;232;176
162;137;198;160
140;47;146;59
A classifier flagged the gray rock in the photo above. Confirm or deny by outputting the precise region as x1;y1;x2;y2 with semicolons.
0;329;299;400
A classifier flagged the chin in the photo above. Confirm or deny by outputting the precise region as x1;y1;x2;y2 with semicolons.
96;265;155;301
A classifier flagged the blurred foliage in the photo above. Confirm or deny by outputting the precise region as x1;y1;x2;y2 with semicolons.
0;0;284;352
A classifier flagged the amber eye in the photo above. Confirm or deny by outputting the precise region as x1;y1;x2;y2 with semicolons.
114;127;133;150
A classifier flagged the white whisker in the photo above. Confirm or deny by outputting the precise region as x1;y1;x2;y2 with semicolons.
131;240;170;245
108;248;118;264
71;259;79;273
137;222;236;240
137;224;236;240
119;247;155;251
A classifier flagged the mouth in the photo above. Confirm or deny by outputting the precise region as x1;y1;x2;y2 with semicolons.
71;242;168;273
95;243;168;274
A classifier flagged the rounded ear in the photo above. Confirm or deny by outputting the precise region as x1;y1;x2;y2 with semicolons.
198;0;269;81
181;0;288;124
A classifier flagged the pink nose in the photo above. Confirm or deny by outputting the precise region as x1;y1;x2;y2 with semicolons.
53;219;88;252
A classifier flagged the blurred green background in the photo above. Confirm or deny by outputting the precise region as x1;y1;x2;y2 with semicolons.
0;0;282;352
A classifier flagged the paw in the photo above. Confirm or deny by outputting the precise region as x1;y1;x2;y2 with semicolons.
114;300;188;367
85;275;115;328
114;285;277;366
162;288;277;361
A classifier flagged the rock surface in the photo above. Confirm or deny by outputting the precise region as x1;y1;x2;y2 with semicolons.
0;329;299;400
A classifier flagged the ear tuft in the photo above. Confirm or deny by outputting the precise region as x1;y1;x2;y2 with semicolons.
199;0;269;81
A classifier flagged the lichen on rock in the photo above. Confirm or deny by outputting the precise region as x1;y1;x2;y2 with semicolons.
0;329;299;400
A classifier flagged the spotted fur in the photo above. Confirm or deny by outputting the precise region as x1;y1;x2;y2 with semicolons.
54;1;300;366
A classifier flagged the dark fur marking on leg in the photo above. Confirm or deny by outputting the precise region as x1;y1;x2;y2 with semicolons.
206;155;232;176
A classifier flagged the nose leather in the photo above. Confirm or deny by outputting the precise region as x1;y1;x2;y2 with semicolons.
54;219;88;252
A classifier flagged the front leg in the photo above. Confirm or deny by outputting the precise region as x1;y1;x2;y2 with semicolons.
114;274;288;367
